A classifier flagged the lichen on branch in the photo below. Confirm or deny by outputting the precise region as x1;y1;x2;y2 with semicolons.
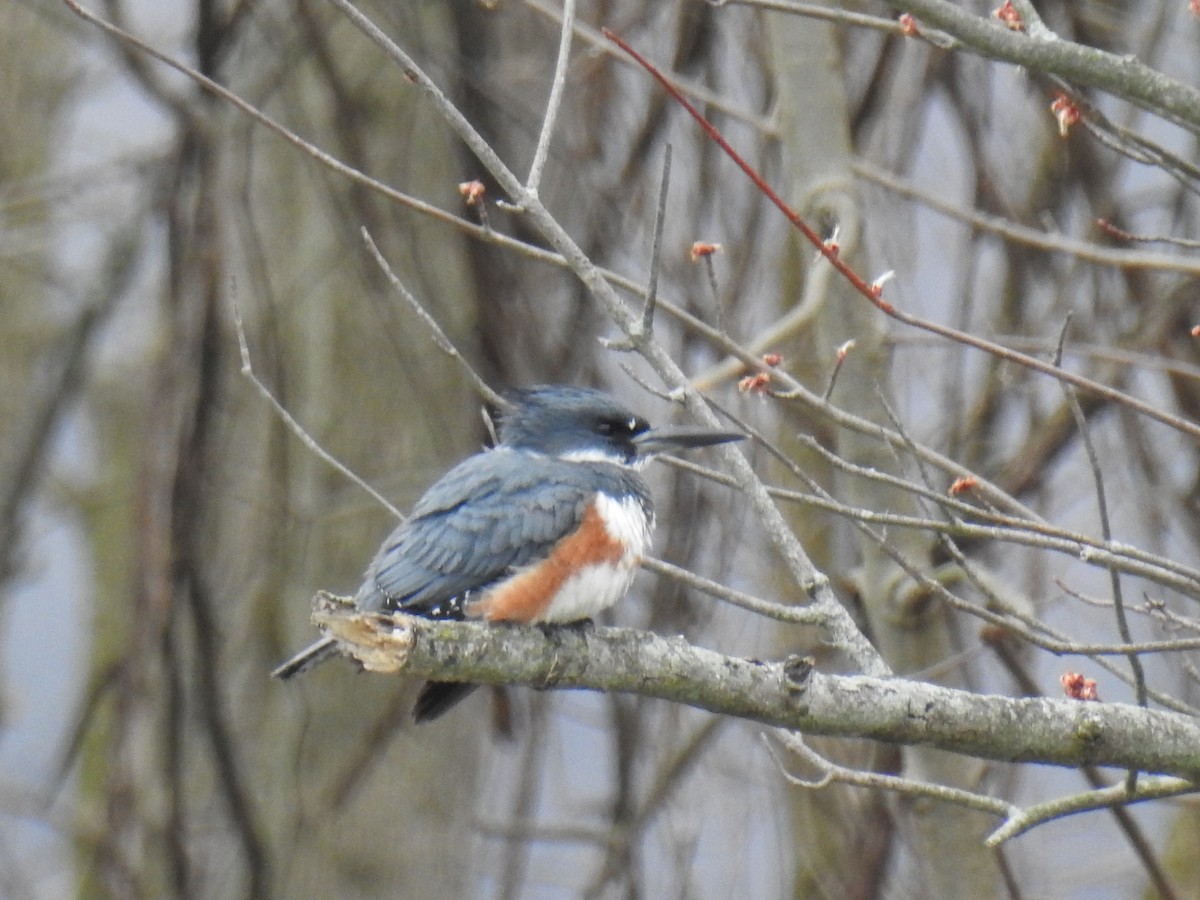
311;592;1200;780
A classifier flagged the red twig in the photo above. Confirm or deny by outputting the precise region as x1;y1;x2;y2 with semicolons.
601;27;1200;444
602;29;843;279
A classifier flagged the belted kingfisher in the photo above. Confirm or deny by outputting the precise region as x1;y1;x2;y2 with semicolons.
272;385;742;721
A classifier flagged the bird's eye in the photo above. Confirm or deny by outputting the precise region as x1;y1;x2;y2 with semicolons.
596;416;646;438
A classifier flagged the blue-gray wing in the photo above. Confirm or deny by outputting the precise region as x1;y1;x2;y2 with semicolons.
355;448;598;615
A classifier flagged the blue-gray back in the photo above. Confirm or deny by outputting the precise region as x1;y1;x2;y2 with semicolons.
355;447;652;615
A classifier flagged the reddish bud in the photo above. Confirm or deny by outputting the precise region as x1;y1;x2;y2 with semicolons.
763;352;783;367
458;180;486;206
816;227;842;264
949;476;977;496
690;241;723;262
1061;671;1083;696
1191;325;1200;338
993;0;1024;30
835;339;856;363
898;13;920;36
1061;671;1099;701
1192;0;1200;17
738;372;771;395
1051;94;1081;137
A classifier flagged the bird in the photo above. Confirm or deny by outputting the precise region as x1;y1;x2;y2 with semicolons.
272;385;742;721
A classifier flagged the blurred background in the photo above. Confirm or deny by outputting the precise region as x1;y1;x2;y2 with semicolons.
4;1;1200;897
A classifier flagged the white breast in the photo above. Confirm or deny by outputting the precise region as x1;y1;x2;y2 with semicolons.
535;493;653;624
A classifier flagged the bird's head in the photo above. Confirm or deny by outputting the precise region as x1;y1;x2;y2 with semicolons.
499;386;742;466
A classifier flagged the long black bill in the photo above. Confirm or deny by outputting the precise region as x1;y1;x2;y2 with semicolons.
633;424;744;457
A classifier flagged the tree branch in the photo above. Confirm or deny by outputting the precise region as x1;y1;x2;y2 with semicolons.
311;593;1200;780
876;0;1200;135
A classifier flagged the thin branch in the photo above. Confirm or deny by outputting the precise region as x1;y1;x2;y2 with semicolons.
699;252;726;335
1056;316;1148;792
359;227;504;409
603;145;673;352
788;434;1200;594
769;732;1197;850
1055;321;1147;698
666;448;1200;603
855;161;1200;276
641;144;671;338
641;556;827;625
986;640;1180;896
232;300;404;521
892;332;1200;385
1097;219;1200;251
821;340;853;402
524;0;778;133
525;0;576;197
713;0;958;48
986;776;1198;845
769;732;1013;817
1077;99;1200;193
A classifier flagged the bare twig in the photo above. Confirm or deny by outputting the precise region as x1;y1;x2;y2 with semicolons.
1055;316;1147;792
524;0;778;133
699;253;725;335
856;161;1200;276
769;733;1197;848
713;0;958;48
359;227;503;409
665;450;1200;603
603;145;673;352
821;340;854;402
769;732;1012;817
986;776;1197;845
641;556;827;625
1097;219;1200;251
641;144;672;339
525;0;576;198
232;300;403;521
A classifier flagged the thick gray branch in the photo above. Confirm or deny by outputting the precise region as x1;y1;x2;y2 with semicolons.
886;0;1200;133
312;594;1200;780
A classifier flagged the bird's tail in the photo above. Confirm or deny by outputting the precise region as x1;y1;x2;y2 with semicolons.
271;636;339;679
275;640;479;724
412;681;479;722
